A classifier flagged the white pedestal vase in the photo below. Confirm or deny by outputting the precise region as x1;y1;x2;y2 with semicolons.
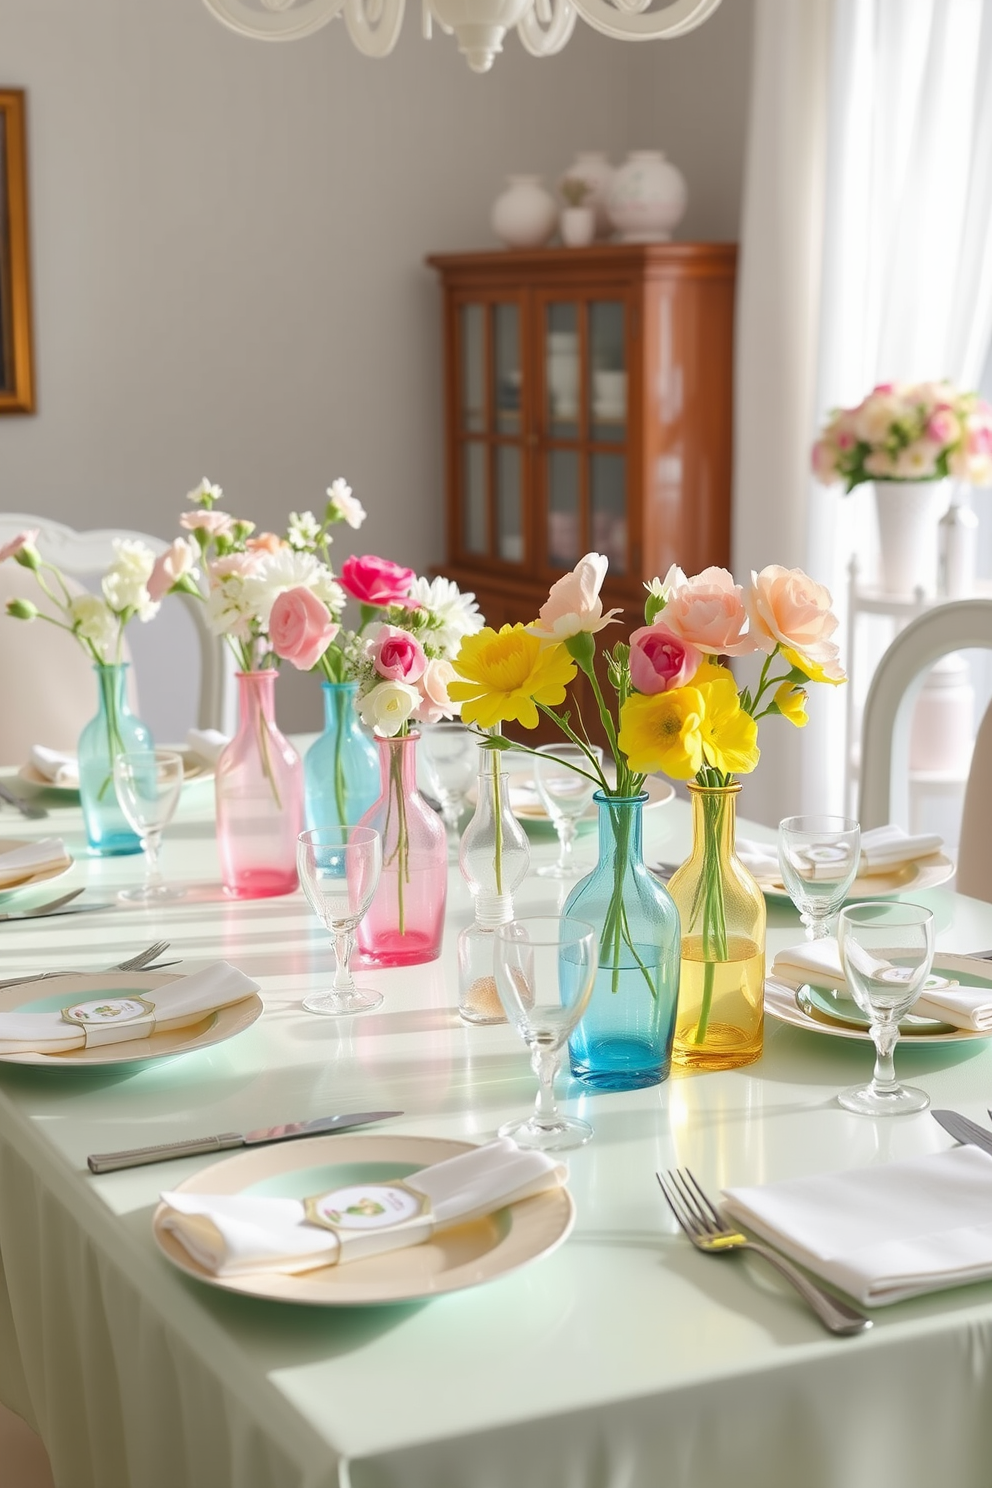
872;480;949;596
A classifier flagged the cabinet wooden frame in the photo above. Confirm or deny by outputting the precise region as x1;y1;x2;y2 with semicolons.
0;89;34;415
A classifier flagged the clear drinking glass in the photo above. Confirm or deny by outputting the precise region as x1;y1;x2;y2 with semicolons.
113;750;186;902
778;815;861;939
419;722;479;840
298;826;383;1016
535;744;603;879
837;901;935;1116
494;915;598;1150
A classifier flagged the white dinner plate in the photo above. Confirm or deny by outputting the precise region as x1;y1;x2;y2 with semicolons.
757;852;955;902
152;1133;576;1307
0;837;74;897
765;953;992;1045
17;747;214;795
0;970;262;1071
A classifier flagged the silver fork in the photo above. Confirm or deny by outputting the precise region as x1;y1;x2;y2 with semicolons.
0;940;177;992
656;1168;872;1336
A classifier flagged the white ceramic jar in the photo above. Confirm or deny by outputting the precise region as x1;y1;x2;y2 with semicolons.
559;152;614;239
491;175;557;249
560;206;596;247
606;150;687;242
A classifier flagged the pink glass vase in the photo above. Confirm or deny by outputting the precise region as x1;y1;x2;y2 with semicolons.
216;670;304;899
357;732;447;966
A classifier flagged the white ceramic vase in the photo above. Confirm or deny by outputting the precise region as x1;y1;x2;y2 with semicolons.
559;152;613;239
560;206;596;247
606;150;687;242
491;175;557;249
872;479;950;596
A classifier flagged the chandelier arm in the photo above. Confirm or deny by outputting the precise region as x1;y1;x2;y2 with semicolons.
343;0;407;56
201;0;345;40
517;0;577;56
567;0;721;42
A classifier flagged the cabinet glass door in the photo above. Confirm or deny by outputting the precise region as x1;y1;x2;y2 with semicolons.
455;298;526;568
589;301;627;445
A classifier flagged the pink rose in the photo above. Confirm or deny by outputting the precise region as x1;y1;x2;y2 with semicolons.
369;623;427;683
340;554;415;607
0;529;39;564
747;565;839;661
147;538;197;602
811;439;839;484
628;623;702;694
414;658;456;723
269;587;338;671
530;552;623;641
926;407;960;446
180;510;235;538
660;567;757;657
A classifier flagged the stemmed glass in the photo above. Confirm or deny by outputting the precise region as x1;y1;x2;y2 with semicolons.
297;826;383;1016
494;915;598;1150
113;750;186;902
420;722;478;841
837;901;935;1115
535;744;603;879
778;815;861;939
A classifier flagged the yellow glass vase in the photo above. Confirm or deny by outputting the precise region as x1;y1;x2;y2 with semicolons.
668;783;766;1071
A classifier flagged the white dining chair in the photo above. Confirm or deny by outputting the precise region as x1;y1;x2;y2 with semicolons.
0;514;231;759
857;597;992;902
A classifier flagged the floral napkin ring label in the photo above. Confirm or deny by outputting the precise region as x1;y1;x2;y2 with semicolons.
876;969;958;993
304;1181;429;1234
60;995;157;1047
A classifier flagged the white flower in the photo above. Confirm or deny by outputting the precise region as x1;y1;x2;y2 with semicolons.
326;478;366;530
242;548;344;629
205;574;255;641
102;540;159;621
407;575;484;656
69;594;118;661
187;477;223;506
358;679;420;737
287;510;322;551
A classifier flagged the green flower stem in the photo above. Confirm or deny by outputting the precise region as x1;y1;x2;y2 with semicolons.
381;737;410;935
486;730;505;896
333;689;348;825
689;789;731;1045
600;796;657;1001
96;665;128;803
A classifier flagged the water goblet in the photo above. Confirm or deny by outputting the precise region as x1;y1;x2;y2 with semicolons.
419;722;478;840
535;744;603;879
494;915;597;1150
113;750;186;902
298;826;383;1016
836;901;935;1116
778;815;861;939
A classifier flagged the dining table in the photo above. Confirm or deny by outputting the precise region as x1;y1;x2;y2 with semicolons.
2;759;992;1488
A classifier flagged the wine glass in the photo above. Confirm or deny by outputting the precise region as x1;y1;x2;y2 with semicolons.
113;750;186;902
535;744;603;879
494;915;598;1150
419;722;478;840
778;815;861;939
836;901;935;1116
297;826;383;1016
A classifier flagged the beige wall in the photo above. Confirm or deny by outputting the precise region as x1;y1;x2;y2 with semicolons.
0;0;753;732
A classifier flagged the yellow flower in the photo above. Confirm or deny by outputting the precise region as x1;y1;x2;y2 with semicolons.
618;687;704;779
696;674;760;775
774;680;808;727
782;644;846;686
449;624;576;730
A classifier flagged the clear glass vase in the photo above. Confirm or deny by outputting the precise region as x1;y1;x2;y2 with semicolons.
564;792;681;1090
78;663;151;856
216;670;304;899
457;747;530;1024
357;732;447;966
304;682;380;831
668;783;766;1071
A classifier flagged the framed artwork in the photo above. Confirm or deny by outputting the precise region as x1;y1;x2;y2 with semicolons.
0;89;34;414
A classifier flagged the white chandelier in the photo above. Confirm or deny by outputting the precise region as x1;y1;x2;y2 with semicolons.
202;0;721;75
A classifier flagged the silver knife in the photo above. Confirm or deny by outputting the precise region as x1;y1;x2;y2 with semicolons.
931;1109;992;1156
87;1111;404;1173
0;779;48;819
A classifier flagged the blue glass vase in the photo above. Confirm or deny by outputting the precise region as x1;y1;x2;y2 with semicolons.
565;792;680;1090
304;682;380;831
78;663;152;855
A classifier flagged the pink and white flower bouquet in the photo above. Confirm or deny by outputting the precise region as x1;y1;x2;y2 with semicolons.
813;380;992;492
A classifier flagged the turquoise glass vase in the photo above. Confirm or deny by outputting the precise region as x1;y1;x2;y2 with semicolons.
564;791;680;1090
78;663;151;856
304;682;379;831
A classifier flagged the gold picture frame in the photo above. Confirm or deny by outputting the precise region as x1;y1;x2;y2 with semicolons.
0;89;34;414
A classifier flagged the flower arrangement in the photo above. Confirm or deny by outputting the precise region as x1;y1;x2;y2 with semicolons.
812;380;992;492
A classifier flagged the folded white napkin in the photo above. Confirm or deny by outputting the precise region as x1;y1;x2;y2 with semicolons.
185;729;230;768
736;838;780;879
0;961;259;1056
770;939;992;1030
0;837;71;889
723;1146;992;1306
159;1137;568;1277
740;826;944;887
29;746;79;787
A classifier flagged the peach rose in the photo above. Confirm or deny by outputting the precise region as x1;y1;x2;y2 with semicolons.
628;622;702;694
414;658;456;723
530;552;622;641
147;538;198;603
747;565;839;665
659;567;757;657
246;532;285;555
269;586;338;671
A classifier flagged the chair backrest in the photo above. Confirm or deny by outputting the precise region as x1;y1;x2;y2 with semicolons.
858;597;992;900
0;514;231;754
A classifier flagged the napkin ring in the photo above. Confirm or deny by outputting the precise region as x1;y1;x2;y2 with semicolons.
304;1180;429;1234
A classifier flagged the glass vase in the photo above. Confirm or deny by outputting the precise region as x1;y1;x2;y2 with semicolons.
78;663;151;856
457;746;530;1024
668;783;766;1071
564;792;681;1090
216;670;304;899
357;732;447;966
304;682;380;831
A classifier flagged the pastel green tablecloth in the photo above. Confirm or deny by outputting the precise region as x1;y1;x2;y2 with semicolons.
3;776;992;1488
